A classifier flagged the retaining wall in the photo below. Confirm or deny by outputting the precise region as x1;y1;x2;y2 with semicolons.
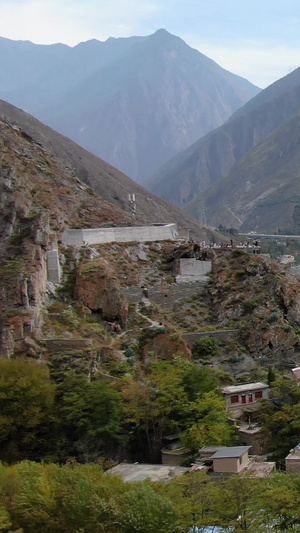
44;338;93;352
120;281;206;310
63;224;177;246
184;329;238;347
161;448;188;466
47;250;61;284
176;259;212;283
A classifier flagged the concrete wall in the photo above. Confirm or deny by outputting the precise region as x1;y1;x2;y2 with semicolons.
237;428;266;455
44;338;93;352
286;456;300;473
176;259;212;283
184;330;238;347
47;250;61;284
161;448;188;466
63;224;177;246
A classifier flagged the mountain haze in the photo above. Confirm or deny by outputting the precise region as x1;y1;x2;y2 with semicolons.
0;30;260;182
194;108;300;232
148;68;300;208
0;99;218;241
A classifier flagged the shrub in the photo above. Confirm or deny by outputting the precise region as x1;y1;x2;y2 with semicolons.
243;298;258;314
267;312;280;323
231;249;246;257
192;337;220;359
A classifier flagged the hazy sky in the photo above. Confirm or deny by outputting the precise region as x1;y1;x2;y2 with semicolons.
1;0;300;88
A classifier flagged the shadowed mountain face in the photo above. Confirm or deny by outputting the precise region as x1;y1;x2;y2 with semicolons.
0;30;259;182
195;109;300;233
147;68;300;209
0;99;219;242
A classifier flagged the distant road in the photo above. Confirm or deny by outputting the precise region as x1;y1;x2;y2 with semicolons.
240;233;300;240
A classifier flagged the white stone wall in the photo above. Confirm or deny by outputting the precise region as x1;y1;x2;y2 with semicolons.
47;250;61;284
63;224;177;246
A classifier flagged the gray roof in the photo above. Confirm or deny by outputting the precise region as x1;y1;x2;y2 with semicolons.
222;382;268;395
211;446;251;459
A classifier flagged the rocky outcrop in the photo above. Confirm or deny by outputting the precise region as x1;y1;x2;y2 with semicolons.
75;259;128;326
139;328;191;365
209;252;300;363
0;117;135;356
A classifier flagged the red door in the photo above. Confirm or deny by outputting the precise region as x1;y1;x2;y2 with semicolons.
242;395;246;404
249;394;253;403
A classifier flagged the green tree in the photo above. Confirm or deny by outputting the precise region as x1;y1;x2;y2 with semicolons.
259;377;300;465
0;505;12;532
182;364;219;401
122;361;189;461
52;465;114;533
192;337;220;359
219;474;262;532
255;473;300;532
159;470;221;532
267;366;276;387
0;358;55;462
60;378;125;462
116;484;177;533
181;392;235;453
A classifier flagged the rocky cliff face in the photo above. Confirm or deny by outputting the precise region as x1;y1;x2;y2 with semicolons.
0;116;206;364
75;258;128;326
2;113;300;374
0;117;134;357
208;251;300;363
0;99;217;242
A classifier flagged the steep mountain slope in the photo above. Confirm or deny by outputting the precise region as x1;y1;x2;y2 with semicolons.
148;68;300;207
190;109;300;232
0;114;137;356
0;99;216;241
0;30;260;182
0;112;219;363
2;111;300;381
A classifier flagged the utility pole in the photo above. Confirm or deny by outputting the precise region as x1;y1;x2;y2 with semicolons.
128;193;137;217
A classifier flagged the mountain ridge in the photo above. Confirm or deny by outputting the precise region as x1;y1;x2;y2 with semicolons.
0;98;218;241
190;108;300;232
147;67;300;208
0;30;260;182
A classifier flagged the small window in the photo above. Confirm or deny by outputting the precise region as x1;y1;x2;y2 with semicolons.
231;395;239;404
255;391;263;399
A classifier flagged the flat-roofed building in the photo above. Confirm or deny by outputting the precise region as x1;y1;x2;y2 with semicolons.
211;446;251;473
222;382;269;415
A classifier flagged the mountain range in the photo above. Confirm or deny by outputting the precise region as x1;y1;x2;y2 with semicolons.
146;67;300;232
0;98;217;242
0;30;260;182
